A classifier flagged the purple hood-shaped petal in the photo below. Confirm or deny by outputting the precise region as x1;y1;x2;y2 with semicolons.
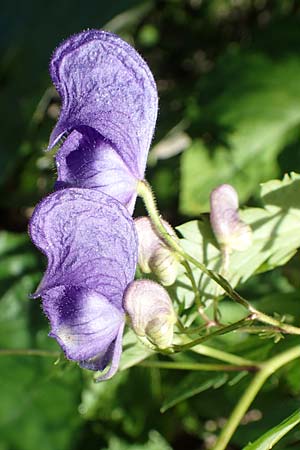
29;188;138;378
55;128;138;213
49;30;158;211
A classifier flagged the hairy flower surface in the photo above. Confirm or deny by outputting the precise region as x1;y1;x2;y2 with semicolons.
49;30;158;213
29;188;138;380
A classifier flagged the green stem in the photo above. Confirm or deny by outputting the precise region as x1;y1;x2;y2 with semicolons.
177;321;257;366
138;360;259;372
176;322;208;335
173;317;252;352
191;344;257;367
137;180;300;336
30;87;56;128
252;310;300;334
213;345;300;450
0;348;60;357
177;320;257;365
214;247;230;297
182;260;203;308
237;326;283;334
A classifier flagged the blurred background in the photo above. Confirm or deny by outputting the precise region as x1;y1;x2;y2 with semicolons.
1;1;300;449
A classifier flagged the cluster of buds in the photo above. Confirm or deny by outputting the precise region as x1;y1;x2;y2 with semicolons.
125;217;178;348
126;184;251;349
134;184;251;269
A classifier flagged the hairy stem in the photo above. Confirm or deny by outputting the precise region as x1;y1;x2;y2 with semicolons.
213;345;300;450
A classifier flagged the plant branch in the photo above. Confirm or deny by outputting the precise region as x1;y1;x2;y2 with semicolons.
191;344;257;367
138;360;259;372
213;345;300;450
182;260;203;308
173;317;252;352
137;179;300;336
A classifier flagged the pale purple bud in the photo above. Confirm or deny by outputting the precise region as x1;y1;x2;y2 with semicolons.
210;184;252;252
123;280;176;349
134;217;179;286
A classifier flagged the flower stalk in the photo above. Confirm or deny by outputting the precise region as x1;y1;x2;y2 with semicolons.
173;317;253;352
213;345;300;450
138;360;259;372
137;179;300;336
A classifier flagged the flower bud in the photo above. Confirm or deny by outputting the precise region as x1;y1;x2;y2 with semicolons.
210;184;252;252
123;280;176;349
134;217;179;286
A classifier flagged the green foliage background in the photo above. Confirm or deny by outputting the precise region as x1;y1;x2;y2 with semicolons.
1;1;300;449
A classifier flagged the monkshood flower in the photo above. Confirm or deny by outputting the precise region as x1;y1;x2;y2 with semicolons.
124;280;176;349
49;30;158;213
29;188;138;380
210;184;252;253
134;217;179;286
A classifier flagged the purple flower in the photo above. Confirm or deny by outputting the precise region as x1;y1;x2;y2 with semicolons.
49;30;158;213
29;188;138;380
29;31;159;379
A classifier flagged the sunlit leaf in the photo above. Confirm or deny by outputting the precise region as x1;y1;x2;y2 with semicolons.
243;409;300;450
180;51;300;214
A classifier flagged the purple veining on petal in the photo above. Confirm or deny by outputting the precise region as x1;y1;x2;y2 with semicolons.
49;30;158;180
29;30;159;379
55;128;138;214
29;187;138;308
83;321;125;380
42;286;124;362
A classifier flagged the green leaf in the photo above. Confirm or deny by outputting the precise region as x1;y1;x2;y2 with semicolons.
180;51;300;215
243;409;300;450
176;173;300;307
161;371;229;413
